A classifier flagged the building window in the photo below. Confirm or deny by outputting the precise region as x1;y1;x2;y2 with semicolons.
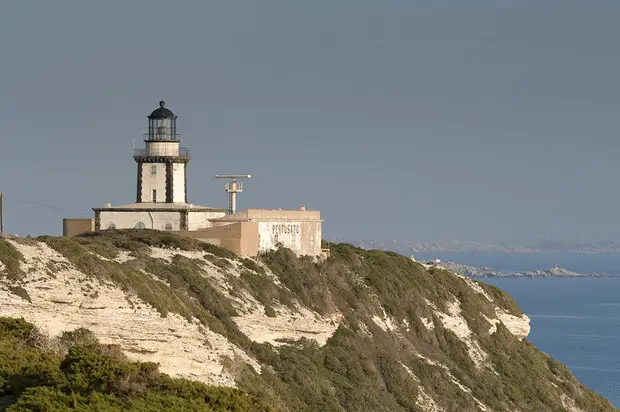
164;223;173;231
107;223;116;230
151;165;157;176
135;222;146;229
152;189;157;202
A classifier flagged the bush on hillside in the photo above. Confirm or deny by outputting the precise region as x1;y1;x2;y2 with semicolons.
0;240;25;281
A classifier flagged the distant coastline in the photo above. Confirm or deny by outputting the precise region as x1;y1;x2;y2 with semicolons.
435;260;607;279
348;239;620;254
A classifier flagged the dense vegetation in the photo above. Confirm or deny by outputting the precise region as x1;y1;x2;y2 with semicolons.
0;317;270;411
0;231;616;411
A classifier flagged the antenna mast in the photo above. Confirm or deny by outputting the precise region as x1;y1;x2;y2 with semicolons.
215;175;251;214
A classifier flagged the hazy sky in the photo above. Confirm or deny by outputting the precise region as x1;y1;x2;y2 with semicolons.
1;1;619;244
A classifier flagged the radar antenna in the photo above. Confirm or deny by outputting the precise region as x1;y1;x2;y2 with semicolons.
214;175;252;214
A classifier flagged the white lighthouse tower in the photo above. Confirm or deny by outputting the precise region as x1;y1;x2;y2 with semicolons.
134;101;188;203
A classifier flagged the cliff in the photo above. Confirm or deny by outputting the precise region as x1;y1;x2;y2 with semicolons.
0;231;615;411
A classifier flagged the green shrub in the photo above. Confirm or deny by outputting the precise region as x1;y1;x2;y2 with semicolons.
204;254;233;270
239;269;294;309
59;328;99;349
240;258;265;275
0;318;35;340
264;306;277;318
0;240;25;281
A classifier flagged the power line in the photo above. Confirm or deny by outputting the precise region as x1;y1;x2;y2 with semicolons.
6;195;66;212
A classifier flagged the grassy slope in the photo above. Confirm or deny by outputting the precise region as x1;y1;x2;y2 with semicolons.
0;231;615;411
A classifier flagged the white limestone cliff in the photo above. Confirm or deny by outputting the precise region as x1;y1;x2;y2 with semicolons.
0;237;536;411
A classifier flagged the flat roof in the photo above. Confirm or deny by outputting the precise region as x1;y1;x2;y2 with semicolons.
214;208;321;222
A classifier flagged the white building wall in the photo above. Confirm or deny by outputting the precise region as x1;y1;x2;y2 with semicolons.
141;163;167;202
172;164;185;202
187;211;227;231
258;222;302;252
303;221;322;256
100;211;181;231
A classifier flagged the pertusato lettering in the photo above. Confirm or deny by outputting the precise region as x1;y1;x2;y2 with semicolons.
272;224;300;235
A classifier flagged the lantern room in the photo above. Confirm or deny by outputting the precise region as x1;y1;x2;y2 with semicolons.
147;100;177;141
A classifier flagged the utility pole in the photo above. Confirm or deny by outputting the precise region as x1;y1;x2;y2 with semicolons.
0;192;4;234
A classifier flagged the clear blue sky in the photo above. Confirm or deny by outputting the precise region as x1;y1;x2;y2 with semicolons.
1;1;619;244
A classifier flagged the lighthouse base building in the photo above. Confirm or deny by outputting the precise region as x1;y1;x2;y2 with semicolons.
63;101;324;258
94;203;227;232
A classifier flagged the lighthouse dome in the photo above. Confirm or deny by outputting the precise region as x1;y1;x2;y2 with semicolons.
148;101;175;119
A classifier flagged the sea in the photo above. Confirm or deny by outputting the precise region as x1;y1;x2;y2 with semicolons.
414;252;620;407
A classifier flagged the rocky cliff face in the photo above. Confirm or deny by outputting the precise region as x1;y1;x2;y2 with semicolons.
0;232;615;411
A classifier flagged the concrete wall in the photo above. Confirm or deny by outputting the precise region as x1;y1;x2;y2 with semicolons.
187;211;227;231
258;222;301;251
172;221;259;256
301;220;321;256
99;210;224;231
100;210;181;230
63;218;95;237
140;163;167;202
257;220;321;256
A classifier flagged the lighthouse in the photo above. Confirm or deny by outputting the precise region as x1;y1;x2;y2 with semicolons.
92;101;227;231
134;101;189;203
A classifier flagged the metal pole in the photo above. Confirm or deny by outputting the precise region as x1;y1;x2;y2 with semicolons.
0;192;4;233
229;190;237;214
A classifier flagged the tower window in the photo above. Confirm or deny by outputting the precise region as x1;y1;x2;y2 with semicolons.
152;189;157;202
157;125;167;138
107;223;116;230
151;165;157;176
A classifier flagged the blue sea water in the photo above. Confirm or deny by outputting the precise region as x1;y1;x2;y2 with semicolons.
482;277;620;407
412;252;620;407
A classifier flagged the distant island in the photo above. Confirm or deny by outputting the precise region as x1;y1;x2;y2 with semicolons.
348;239;620;254
434;260;606;278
